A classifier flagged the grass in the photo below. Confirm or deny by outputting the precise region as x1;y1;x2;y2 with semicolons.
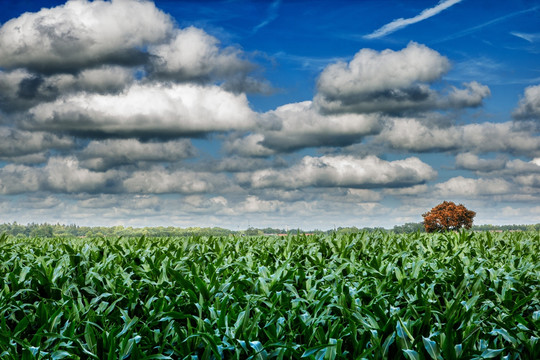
0;231;539;359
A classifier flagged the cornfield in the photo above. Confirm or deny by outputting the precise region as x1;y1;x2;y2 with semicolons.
0;231;539;359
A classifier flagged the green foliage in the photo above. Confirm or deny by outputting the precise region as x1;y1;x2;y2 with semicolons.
0;222;235;238
393;223;425;234
245;227;263;236
472;223;540;231
0;231;539;358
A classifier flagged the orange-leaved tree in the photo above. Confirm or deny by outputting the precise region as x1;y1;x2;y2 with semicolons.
422;201;476;232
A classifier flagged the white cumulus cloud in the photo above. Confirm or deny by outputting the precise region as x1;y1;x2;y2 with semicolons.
0;0;173;73
237;155;436;189
226;100;383;156
24;83;257;137
513;84;540;121
149;27;252;83
376;119;540;155
0;157;122;194
455;153;507;172
435;176;513;196
314;42;489;115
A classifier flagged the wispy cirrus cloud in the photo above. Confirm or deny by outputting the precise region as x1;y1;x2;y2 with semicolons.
511;32;540;43
433;6;540;43
364;0;463;39
253;0;281;34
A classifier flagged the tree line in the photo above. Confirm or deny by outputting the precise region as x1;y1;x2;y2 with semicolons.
0;221;537;238
0;223;234;238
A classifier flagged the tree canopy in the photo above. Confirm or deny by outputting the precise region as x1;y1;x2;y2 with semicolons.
422;201;476;232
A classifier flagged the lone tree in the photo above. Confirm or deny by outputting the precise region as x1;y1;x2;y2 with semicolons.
422;201;476;232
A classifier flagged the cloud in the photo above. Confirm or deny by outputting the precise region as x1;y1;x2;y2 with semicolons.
0;157;122;195
435;176;513;196
455;153;507;172
262;101;383;151
0;164;42;194
446;81;491;108
236;196;283;213
77;194;161;210
434;6;540;44
383;184;429;196
79;139;197;170
455;155;540;176
0;70;50;112
45;157;123;193
314;42;489;115
253;0;281;33
16;195;63;209
1;153;50;165
250;187;383;205
0;67;134;112
364;0;463;39
447;57;506;84
0;127;73;158
0;0;265;122
511;32;540;43
0;0;263;98
0;0;173;73
0;156;233;195
237;155;436;189
148;27;254;85
148;27;268;93
122;167;231;194
182;195;228;209
375;119;540;155
214;191;388;222
513;84;540;121
500;159;540;178
226;101;383;156
451;156;540;194
317;43;449;105
0;189;391;229
335;189;383;202
225;133;276;157
514;174;540;187
23;83;257;137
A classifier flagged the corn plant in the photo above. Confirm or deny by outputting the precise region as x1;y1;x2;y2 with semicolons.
0;231;539;359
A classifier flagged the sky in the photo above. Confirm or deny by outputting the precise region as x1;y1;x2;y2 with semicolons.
0;0;539;230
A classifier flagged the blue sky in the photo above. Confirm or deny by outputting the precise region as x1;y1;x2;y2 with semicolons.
0;0;539;229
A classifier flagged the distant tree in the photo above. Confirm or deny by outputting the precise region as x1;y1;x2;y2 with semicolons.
393;222;425;233
245;227;262;236
335;226;360;234
30;224;53;238
422;201;476;232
